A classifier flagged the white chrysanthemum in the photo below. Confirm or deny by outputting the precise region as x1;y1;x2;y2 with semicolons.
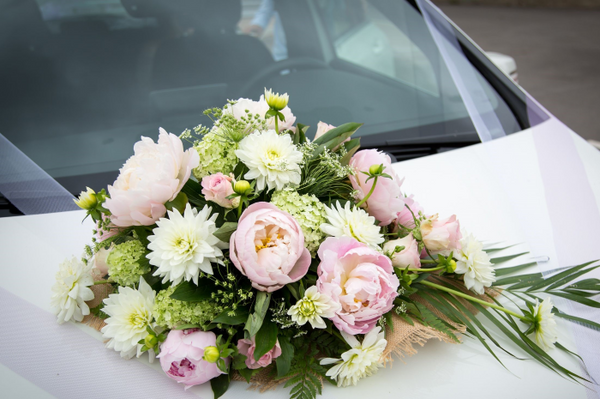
235;130;302;191
147;204;227;285
101;277;156;359
320;326;387;387
51;257;94;324
320;201;384;249
454;233;495;295
288;286;341;329
532;298;558;352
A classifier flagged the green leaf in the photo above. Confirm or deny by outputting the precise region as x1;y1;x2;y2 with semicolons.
210;373;230;399
548;291;600;308
174;324;202;330
340;138;361;166
526;261;598;292
245;292;271;338
213;222;238;243
494;272;542;288
495;262;537;277
170;280;217;302
212;307;250;325
238;367;257;383
253;316;278;361
312;122;362;145
277;335;295;377
413;302;460;342
181;178;208;208
490;252;528;264
483;244;520;253
165;191;188;214
545;264;600;291
384;310;394;332
553;311;600;331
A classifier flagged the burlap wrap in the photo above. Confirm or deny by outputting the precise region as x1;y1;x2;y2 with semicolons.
83;276;499;393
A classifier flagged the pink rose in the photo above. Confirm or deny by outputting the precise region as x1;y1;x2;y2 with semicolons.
236;336;282;369
105;128;199;227
316;237;399;335
420;214;462;256
158;329;227;389
201;173;237;208
349;150;405;226
230;202;311;292
314;121;336;140
394;195;423;230
382;233;421;269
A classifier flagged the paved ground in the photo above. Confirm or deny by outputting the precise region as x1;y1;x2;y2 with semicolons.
439;5;600;142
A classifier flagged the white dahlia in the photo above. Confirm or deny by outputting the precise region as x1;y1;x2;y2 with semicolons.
147;203;226;284
320;326;387;387
532;298;558;352
51;257;94;324
288;286;340;329
454;233;495;295
320;201;384;249
235;130;302;191
101;277;156;359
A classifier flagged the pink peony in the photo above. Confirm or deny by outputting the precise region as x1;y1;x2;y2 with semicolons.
314;121;336;140
225;97;296;132
316;237;399;335
394;195;424;230
349;149;405;226
158;329;227;389
230;202;311;292
420;214;462;256
236;336;282;369
201;173;237;208
382;233;421;269
104;128;199;227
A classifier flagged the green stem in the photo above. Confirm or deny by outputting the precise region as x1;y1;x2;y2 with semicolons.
420;280;526;321
274;116;279;133
356;176;378;208
406;266;444;272
237;199;243;219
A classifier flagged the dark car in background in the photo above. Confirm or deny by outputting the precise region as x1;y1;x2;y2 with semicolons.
0;0;543;215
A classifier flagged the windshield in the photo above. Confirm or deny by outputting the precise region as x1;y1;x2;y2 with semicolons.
1;0;523;194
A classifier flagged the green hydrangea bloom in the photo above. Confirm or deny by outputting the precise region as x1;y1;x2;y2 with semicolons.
106;240;149;287
271;188;327;255
153;285;223;329
192;130;239;179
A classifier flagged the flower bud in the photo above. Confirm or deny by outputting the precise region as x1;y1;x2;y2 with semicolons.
264;88;289;111
203;346;220;363
447;259;457;273
234;180;251;195
145;333;158;348
369;164;384;175
74;187;97;210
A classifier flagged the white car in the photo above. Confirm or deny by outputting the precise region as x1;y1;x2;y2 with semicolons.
0;1;598;398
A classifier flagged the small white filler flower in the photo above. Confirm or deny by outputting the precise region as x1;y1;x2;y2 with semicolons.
51;257;94;324
532;298;558;352
320;326;387;387
101;277;156;359
147;203;227;285
235;129;303;191
320;201;384;249
454;233;496;295
287;286;340;329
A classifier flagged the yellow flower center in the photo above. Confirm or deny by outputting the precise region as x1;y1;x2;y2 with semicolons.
298;298;317;317
128;310;150;330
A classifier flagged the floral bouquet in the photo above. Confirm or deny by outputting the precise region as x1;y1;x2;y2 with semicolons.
52;89;599;398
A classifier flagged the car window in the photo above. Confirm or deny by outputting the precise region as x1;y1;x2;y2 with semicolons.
0;0;523;195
